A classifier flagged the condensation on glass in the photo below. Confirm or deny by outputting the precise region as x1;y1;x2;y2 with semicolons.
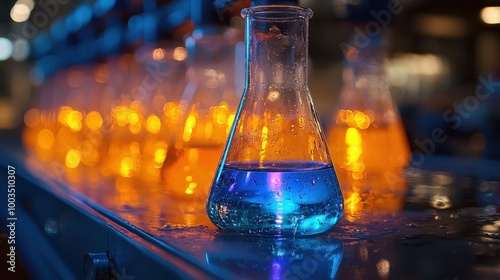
206;5;344;236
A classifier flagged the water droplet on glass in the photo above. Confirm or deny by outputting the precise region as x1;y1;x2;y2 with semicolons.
405;223;419;228
269;25;281;36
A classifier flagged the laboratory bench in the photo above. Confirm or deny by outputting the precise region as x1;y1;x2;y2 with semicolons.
0;135;499;280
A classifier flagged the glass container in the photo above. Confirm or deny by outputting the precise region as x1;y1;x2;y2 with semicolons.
161;25;243;199
99;46;185;181
206;5;344;236
325;37;411;221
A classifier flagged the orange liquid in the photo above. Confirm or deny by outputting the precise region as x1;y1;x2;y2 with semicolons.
162;146;223;200
327;122;410;193
160;102;234;199
327;110;410;221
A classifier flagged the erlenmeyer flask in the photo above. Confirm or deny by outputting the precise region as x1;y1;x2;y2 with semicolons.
206;5;344;236
161;14;243;199
325;37;411;220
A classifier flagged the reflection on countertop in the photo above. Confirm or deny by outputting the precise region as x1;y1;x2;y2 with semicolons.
18;146;500;280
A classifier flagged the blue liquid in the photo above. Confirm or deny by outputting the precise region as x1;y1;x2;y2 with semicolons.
206;161;344;236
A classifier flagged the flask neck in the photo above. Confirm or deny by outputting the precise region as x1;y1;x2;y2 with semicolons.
342;46;391;100
243;6;312;88
185;27;239;88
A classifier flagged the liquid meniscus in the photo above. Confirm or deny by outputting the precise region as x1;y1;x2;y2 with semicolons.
206;161;344;236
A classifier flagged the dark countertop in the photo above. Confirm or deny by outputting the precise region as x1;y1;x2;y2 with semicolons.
0;137;499;280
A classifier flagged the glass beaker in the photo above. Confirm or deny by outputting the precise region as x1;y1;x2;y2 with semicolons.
325;38;411;221
206;5;344;236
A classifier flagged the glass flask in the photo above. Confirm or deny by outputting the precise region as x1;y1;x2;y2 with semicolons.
325;37;411;221
133;44;187;183
206;5;344;236
161;25;243;199
23;71;63;162
99;46;185;181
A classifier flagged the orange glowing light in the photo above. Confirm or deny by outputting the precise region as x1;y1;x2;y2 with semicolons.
164;102;183;122
152;48;165;61
65;149;81;168
260;125;268;162
163;147;223;197
128;111;140;125
66;110;83;131
182;114;197;142
212;103;229;124
173;47;187;61
129;142;140;156
81;148;100;166
129;121;142;134
345;192;363;221
119;156;135;177
328;108;410;195
146;114;161;134
226;115;235;134
37;129;54;149
112;105;129;126
154;148;167;164
114;178;140;208
24;108;40;128
39;111;51;126
162;100;236;197
85;111;103;130
58;106;72;124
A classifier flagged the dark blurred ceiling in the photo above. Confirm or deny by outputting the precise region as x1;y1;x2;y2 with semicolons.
0;0;17;24
2;0;499;35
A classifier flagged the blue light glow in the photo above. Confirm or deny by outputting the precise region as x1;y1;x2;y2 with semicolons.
50;19;67;41
66;4;92;33
93;0;116;17
0;38;13;61
75;4;93;27
128;15;143;32
33;33;52;56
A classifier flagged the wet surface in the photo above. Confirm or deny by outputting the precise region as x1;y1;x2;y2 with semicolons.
15;149;500;279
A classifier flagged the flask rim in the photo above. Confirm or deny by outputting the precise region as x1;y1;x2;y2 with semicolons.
241;5;313;20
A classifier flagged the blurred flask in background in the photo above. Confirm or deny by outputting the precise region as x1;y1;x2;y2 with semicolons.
161;0;243;200
100;45;187;182
23;64;108;171
326;36;411;221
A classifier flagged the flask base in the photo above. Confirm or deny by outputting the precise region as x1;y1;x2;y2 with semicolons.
206;161;344;236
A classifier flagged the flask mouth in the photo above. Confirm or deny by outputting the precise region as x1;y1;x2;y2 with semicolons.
241;5;313;21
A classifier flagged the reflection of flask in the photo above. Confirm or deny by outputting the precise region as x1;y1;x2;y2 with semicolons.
206;234;343;279
326;38;410;220
206;5;344;236
162;0;243;199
